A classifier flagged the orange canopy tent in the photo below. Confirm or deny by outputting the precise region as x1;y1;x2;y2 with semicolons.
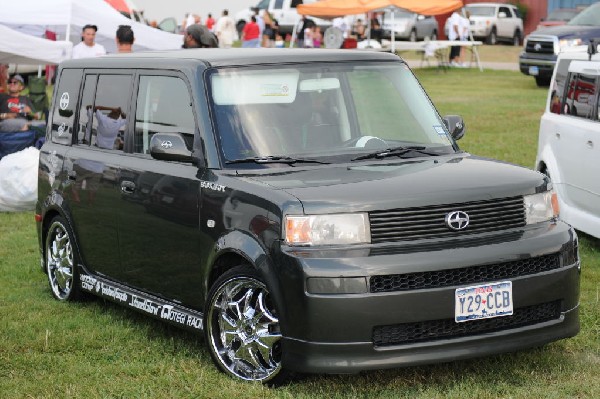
297;0;463;18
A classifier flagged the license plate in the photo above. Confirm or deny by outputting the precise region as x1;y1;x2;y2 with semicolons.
455;281;513;323
528;66;539;76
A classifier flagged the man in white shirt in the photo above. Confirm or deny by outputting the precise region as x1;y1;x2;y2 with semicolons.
447;11;462;66
215;9;236;49
72;25;107;59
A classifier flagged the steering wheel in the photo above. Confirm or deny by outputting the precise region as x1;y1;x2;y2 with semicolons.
342;136;388;149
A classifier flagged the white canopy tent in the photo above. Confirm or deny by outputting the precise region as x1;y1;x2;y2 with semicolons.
0;0;182;54
0;24;72;65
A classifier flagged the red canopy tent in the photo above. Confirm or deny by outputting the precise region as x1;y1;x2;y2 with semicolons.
104;0;131;14
297;0;472;62
297;0;463;18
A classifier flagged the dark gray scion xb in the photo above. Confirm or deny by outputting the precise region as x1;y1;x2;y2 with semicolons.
36;49;580;384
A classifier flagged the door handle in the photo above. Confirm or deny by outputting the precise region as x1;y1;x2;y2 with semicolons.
120;180;136;194
587;140;593;149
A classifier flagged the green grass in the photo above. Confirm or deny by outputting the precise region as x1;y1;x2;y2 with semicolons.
1;69;599;398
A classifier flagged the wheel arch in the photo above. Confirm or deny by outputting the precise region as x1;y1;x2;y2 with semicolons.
204;230;286;322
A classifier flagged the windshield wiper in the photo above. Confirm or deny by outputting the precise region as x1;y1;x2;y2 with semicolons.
351;146;441;161
226;155;329;165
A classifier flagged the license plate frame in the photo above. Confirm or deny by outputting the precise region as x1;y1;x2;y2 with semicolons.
455;281;513;323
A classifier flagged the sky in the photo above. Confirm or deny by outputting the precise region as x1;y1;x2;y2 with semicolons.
133;0;257;23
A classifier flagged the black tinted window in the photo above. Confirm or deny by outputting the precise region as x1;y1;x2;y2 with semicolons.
134;76;195;154
77;74;97;145
51;68;82;145
90;75;132;151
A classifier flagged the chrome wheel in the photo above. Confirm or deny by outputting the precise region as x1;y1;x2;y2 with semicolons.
46;219;76;300
206;272;282;382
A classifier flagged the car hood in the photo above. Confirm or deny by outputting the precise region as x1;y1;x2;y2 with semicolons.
240;155;546;214
529;24;600;39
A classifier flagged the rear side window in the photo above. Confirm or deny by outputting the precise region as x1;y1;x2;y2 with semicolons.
90;75;132;151
134;75;195;154
564;73;597;119
51;68;82;145
550;59;572;114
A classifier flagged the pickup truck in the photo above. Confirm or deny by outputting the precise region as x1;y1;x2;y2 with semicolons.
235;0;330;36
519;2;600;87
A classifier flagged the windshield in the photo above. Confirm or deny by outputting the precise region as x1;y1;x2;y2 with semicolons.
567;3;600;26
207;62;455;166
466;6;496;17
547;9;579;21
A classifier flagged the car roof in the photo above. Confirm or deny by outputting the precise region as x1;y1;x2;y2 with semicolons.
60;48;401;69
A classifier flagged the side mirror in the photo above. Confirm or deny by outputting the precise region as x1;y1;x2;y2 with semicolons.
443;115;466;141
417;15;425;21
498;12;507;18
149;132;194;162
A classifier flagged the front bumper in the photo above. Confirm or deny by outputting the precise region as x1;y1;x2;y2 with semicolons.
275;222;580;374
519;52;557;78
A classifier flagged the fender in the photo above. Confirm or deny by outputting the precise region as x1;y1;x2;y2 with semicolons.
205;229;290;334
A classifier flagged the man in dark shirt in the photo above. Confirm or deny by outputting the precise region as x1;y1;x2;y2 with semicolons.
0;75;35;132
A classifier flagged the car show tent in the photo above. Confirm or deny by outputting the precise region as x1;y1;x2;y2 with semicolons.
0;24;72;65
297;0;464;17
0;0;182;56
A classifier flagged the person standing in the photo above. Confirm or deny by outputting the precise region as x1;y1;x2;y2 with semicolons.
72;24;106;59
242;16;260;48
116;25;134;53
215;9;236;49
206;13;215;31
447;11;462;66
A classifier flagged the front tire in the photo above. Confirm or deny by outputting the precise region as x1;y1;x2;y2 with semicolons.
45;216;81;301
204;265;288;384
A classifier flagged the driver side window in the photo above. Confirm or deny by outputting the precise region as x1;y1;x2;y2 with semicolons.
134;76;195;154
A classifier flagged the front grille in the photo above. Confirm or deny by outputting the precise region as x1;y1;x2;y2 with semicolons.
525;39;555;54
369;196;525;244
373;301;561;347
370;253;561;293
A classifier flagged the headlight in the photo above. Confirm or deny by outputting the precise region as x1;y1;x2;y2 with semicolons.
285;213;371;246
558;38;582;51
524;191;559;225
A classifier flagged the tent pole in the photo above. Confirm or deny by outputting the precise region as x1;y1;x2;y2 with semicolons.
290;16;298;48
366;12;371;46
391;10;395;54
461;7;482;71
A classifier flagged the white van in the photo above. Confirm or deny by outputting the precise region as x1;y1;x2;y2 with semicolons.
535;43;600;238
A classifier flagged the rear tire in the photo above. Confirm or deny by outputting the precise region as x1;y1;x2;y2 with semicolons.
487;27;497;45
45;216;81;301
513;30;521;46
204;264;291;385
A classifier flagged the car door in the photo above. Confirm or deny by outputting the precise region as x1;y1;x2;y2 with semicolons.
554;62;600;216
496;6;513;38
116;73;204;307
63;72;133;279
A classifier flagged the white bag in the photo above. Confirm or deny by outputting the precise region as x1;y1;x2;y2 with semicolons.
0;147;39;212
